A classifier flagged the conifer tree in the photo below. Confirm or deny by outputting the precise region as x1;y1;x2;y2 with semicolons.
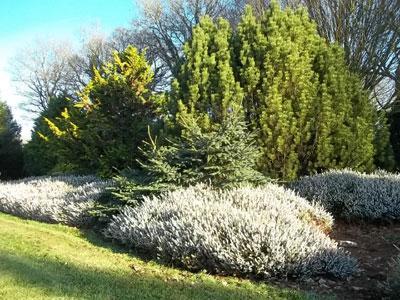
172;16;243;130
236;4;321;179
373;111;395;170
23;96;70;175
312;44;375;172
0;101;24;179
233;3;376;179
45;46;162;176
111;113;266;206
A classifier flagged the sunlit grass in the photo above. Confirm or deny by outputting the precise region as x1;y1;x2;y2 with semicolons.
0;212;308;300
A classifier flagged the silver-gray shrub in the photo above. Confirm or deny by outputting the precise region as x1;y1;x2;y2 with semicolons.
104;184;356;279
291;169;400;221
0;175;110;226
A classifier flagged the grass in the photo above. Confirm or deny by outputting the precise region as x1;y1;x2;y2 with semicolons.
0;212;310;300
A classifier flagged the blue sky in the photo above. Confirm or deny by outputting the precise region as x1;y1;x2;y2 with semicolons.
0;0;137;140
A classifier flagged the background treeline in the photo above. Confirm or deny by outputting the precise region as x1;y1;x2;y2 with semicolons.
1;0;399;181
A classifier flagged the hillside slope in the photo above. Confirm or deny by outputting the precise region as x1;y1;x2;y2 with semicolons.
0;212;306;300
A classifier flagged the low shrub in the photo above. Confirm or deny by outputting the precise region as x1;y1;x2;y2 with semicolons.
291;169;400;221
0;175;110;226
104;184;355;279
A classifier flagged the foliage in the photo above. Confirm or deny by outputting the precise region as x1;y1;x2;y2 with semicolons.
23;96;70;176
374;111;395;171
171;15;243;129
44;46;163;176
0;175;110;226
233;4;376;179
0;101;24;180
291;169;400;222
105;184;355;279
389;110;400;170
35;4;385;181
127;0;246;88
99;14;267;212
108;114;267;210
168;3;377;180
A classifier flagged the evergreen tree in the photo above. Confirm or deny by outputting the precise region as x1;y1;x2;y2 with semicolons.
0;101;24;180
23;96;71;175
172;16;244;130
45;46;163;176
311;44;375;172
234;3;376;179
111;113;267;206
373;111;395;170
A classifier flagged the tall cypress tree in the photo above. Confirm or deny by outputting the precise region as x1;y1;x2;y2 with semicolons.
312;43;375;172
172;16;243;130
236;4;321;179
233;3;377;179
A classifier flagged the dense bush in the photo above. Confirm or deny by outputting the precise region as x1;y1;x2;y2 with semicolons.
105;184;356;279
291;169;400;221
0;175;110;226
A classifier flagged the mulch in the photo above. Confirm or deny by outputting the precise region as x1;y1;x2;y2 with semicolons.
290;222;400;299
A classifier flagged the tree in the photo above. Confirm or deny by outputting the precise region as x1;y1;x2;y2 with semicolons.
172;4;376;179
10;40;74;113
44;46;162;176
243;0;400;107
296;0;398;170
244;4;375;178
127;0;248;88
67;30;115;92
236;4;323;178
110;113;266;207
11;32;118;114
172;16;243;130
23;96;71;176
374;111;395;170
301;0;400;107
0;101;24;180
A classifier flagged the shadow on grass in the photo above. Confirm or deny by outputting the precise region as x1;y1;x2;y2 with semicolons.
80;228;157;262
0;250;304;300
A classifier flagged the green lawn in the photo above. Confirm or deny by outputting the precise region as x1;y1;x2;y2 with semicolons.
0;212;309;300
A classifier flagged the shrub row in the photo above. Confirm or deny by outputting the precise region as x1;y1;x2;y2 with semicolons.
0;175;110;226
104;184;356;279
291;169;400;221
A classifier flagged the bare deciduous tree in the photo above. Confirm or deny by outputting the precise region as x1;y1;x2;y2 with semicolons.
68;31;113;93
10;40;74;113
127;0;247;88
11;32;114;113
301;0;400;107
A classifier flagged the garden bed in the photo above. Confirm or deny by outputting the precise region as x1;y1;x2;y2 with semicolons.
279;222;400;299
